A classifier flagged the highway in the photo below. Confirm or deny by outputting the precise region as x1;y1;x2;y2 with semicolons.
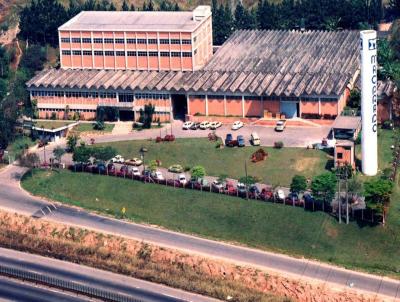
1;164;400;300
0;247;218;302
0;276;91;302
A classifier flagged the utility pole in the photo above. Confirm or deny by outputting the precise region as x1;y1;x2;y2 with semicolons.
345;171;349;224
245;160;248;200
336;166;342;224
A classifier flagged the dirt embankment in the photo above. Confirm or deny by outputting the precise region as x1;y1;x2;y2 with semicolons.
0;210;387;302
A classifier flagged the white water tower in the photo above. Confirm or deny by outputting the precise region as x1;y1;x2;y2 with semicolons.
360;30;378;176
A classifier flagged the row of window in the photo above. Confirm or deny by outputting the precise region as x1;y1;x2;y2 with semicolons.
62;50;193;57
38;108;96;113
61;37;192;45
32;91;169;100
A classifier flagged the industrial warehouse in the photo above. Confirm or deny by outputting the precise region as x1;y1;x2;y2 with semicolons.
27;6;362;122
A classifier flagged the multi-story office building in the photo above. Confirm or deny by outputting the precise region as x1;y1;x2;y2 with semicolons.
58;6;212;71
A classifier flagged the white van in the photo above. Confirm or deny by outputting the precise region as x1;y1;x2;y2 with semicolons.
250;132;261;146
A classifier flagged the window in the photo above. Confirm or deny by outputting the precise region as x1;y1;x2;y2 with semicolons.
105;51;114;56
148;38;157;44
160;52;169;57
93;38;103;43
119;93;134;102
72;50;82;55
246;96;262;101
182;39;191;44
126;38;136;44
320;97;338;102
71;38;81;43
194;49;197;55
104;38;113;44
61;38;70;43
182;52;192;57
159;39;169;44
208;95;224;100
226;95;242;100
62;50;71;55
337;152;343;159
100;92;116;98
149;51;158;57
127;51;137;56
82;38;91;43
193;36;197;42
94;50;103;56
171;52;180;57
115;38;124;44
171;39;180;44
138;51;147;56
116;51;125;56
82;50;92;56
137;39;146;44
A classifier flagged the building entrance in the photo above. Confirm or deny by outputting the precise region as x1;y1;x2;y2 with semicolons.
171;94;187;120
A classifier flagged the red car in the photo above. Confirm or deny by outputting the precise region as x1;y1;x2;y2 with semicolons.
224;182;237;195
259;188;274;201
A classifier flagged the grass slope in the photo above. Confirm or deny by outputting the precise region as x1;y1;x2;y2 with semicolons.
73;123;115;133
97;138;329;186
22;169;400;277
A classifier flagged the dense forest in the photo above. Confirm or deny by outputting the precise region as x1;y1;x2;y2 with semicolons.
1;0;400;148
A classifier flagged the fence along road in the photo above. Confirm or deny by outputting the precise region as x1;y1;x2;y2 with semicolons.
1;165;400;300
0;247;219;302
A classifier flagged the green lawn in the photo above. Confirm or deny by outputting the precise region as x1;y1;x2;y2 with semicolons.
73;123;115;133
22;169;400;278
33;120;75;129
97;138;330;186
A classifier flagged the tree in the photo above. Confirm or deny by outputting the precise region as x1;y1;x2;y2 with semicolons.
109;2;116;11
20;153;40;174
149;159;158;172
139;104;155;128
311;172;337;210
91;146;117;163
53;146;66;164
72;145;91;163
191;165;206;179
347;89;361;109
239;175;258;186
290;175;307;193
217;174;228;184
364;179;393;224
234;1;256;30
121;0;129;11
130;3;135;10
66;133;80;152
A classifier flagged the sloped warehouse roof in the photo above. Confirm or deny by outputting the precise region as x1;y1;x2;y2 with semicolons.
27;30;360;97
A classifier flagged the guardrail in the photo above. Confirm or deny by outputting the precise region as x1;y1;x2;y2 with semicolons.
0;264;142;302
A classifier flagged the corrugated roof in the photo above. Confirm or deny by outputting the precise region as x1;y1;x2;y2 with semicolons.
27;30;360;97
59;10;204;32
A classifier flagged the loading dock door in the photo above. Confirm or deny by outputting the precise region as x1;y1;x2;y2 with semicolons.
280;101;298;118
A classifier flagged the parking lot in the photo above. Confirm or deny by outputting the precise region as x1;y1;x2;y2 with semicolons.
94;120;331;148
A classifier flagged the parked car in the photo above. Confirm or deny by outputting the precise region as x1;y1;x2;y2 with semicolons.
225;133;233;146
237;135;245;147
250;132;261;146
182;121;194;130
142;169;152;177
178;174;187;185
168;164;184;173
94;163;106;174
111;154;125;163
275;189;285;200
259;188;274;201
248;185;260;198
189;177;208;189
107;163;116;173
209;121;222;129
125;158;143;166
285;192;303;206
200;121;210;130
190;122;201;130
119;165;130;175
226;139;238;147
225;182;237;195
131;167;141;177
151;170;164;181
237;182;248;197
212;180;224;192
275;120;287;132
231;121;244;130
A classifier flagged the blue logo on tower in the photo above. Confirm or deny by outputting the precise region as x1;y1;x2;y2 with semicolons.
368;39;376;50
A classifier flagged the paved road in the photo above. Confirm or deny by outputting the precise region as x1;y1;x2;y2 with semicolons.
0;277;91;302
0;165;400;300
0;247;216;302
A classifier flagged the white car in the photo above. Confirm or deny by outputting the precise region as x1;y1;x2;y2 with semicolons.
111;155;125;163
275;120;286;132
200;121;210;129
212;180;224;191
231;121;244;130
210;121;222;129
131;167;141;176
275;189;285;200
151;171;164;181
182;121;194;130
178;174;187;185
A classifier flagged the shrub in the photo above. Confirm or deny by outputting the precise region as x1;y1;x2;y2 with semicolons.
381;120;393;130
355;131;361;144
184;165;191;172
274;141;284;149
93;121;105;131
50;112;57;120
